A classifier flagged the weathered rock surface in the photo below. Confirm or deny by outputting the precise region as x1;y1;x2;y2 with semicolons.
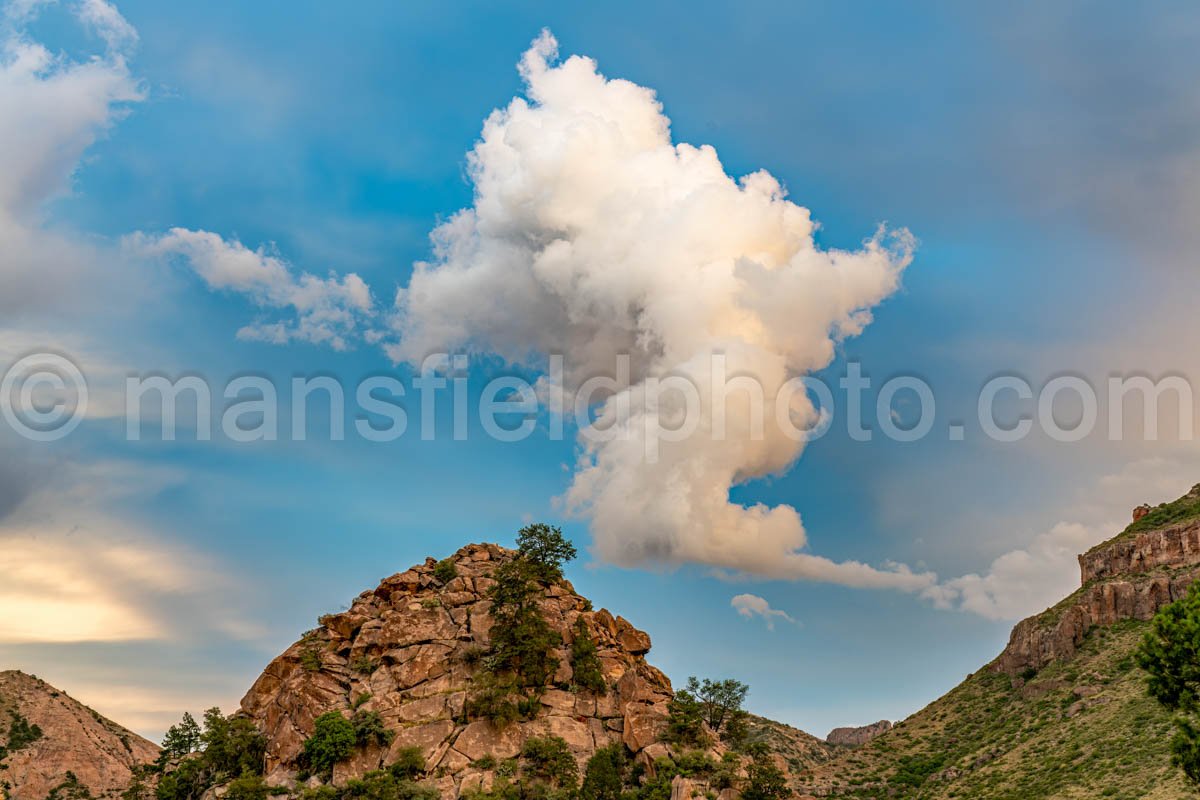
240;544;676;794
996;490;1200;676
1078;517;1200;583
825;720;892;747
0;670;159;800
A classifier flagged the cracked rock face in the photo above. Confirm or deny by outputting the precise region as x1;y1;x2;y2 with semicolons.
239;543;674;793
0;670;159;800
996;515;1200;676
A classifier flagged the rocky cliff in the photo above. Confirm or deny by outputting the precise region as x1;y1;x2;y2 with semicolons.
0;671;159;800
240;543;680;796
825;720;892;747
995;488;1200;676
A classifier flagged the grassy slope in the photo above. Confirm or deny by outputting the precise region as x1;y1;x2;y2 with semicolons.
1084;485;1200;556
803;621;1194;799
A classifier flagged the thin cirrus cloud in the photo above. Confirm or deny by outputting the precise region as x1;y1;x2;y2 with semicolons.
731;594;796;631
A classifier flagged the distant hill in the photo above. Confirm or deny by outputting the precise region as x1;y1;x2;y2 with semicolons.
0;670;159;800
798;485;1200;799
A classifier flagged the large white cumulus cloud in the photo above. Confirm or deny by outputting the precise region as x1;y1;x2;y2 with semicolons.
390;31;931;591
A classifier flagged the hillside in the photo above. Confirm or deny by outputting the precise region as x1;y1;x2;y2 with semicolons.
799;486;1200;799
0;671;159;800
235;541;807;798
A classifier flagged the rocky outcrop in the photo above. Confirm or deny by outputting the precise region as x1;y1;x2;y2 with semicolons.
0;671;159;800
825;720;892;747
1078;518;1200;583
240;544;676;795
996;488;1200;676
994;571;1197;675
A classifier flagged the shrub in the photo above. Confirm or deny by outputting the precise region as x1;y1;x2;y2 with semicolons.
353;692;373;710
458;645;487;667
465;676;522;728
0;711;43;759
352;709;394;748
665;689;708;747
301;712;357;781
471;754;498;770
520;736;578;789
569;619;607;694
225;775;270;800
390;746;427;780
434;558;459;584
300;635;324;673
580;744;626;800
351;655;377;675
742;752;791;800
45;772;92;800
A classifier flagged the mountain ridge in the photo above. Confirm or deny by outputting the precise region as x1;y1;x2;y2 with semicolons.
0;670;159;800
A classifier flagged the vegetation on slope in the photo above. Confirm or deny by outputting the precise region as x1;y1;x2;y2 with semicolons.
1085;484;1200;556
807;621;1190;800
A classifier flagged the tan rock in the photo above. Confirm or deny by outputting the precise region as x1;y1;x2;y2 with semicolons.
0;671;159;800
453;720;525;761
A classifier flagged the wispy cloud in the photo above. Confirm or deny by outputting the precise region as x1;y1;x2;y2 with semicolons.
731;593;797;630
128;228;375;350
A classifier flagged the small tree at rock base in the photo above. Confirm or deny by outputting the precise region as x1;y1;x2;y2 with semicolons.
580;744;626;800
520;735;579;790
742;753;792;800
301;712;357;781
1138;581;1200;785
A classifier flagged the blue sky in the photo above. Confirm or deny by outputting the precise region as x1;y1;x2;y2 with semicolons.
1;0;1199;740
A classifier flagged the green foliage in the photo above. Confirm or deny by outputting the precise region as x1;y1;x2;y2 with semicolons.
300;712;357;782
742;750;791;800
300;634;324;673
569;619;606;694
470;754;498;771
351;656;377;675
1125;486;1200;536
0;711;43;761
46;772;94;800
465;675;523;728
1139;580;1200;784
891;753;945;788
520;736;578;788
580;745;625;800
351;709;394;748
160;712;201;760
720;709;750;749
687;677;749;735
224;775;270;800
516;523;577;582
434;558;459;584
390;746;427;780
155;709;267;800
298;765;436;800
198;709;268;780
665;688;708;747
486;558;562;688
